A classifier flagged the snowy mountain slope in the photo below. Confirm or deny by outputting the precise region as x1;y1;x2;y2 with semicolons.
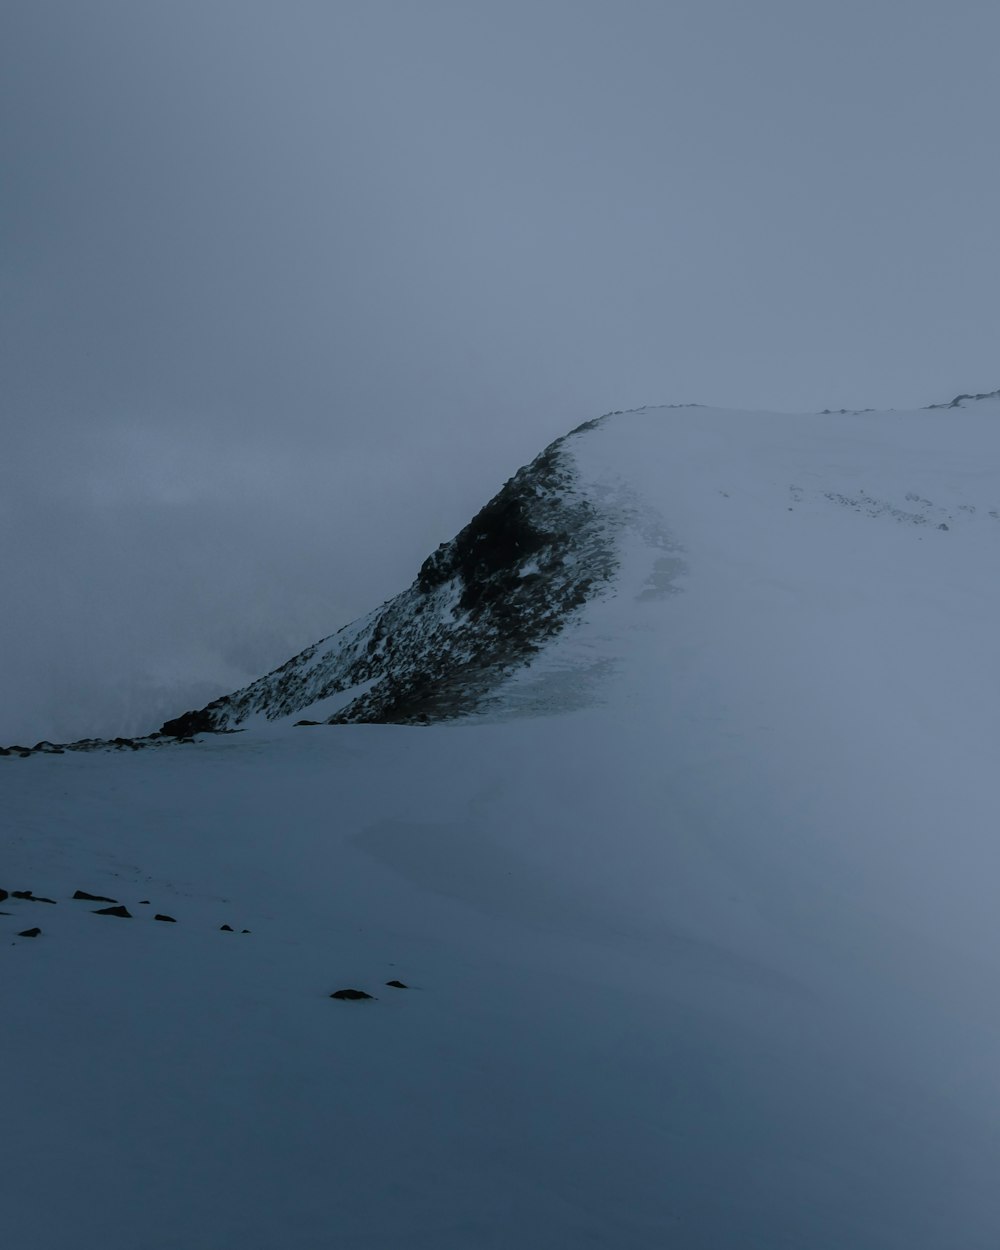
160;416;619;735
5;391;1000;1249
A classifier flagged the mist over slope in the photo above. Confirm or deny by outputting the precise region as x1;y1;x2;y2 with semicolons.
5;391;1000;1248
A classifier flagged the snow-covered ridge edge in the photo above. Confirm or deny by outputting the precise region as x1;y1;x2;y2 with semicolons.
159;415;621;735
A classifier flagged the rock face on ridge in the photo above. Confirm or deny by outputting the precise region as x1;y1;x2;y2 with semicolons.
161;417;619;733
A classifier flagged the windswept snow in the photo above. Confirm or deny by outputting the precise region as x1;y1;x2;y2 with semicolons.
5;393;1000;1248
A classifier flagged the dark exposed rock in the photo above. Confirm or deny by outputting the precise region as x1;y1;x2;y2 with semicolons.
157;420;618;732
73;890;118;903
93;905;132;918
2;731;183;758
160;707;218;739
25;895;57;904
12;890;34;899
925;387;1000;410
220;924;234;932
330;988;374;1001
294;719;320;726
385;980;408;989
139;900;150;904
0;888;8;902
154;914;176;922
241;929;251;934
18;927;42;938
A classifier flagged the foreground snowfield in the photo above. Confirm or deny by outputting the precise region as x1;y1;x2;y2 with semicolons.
6;398;1000;1247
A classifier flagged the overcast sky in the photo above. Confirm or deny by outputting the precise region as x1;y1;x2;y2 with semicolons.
2;0;998;743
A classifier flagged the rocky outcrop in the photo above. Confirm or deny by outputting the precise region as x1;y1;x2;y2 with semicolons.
158;418;618;731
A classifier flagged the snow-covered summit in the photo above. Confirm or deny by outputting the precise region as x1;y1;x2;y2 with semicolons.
161;387;1000;737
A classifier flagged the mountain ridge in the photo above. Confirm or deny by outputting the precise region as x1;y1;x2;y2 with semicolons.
4;386;997;756
160;413;620;735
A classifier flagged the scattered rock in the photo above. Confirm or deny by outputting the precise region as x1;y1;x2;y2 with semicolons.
294;719;321;726
0;888;8;902
93;905;132;918
154;914;176;923
385;980;408;989
18;927;42;938
138;900;150;905
73;890;118;903
938;522;949;531
330;988;374;1001
220;924;234;932
11;890;56;903
12;890;33;899
241;929;251;934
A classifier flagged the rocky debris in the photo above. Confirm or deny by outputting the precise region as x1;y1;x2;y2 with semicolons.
11;890;56;904
220;924;234;932
330;988;374;1001
18;927;42;938
154;914;177;923
73;890;118;903
385;980;408;989
93;905;132;918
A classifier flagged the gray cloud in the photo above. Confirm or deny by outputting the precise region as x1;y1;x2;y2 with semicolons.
3;0;999;741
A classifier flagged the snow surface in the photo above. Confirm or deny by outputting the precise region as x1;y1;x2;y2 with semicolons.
5;395;1000;1247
